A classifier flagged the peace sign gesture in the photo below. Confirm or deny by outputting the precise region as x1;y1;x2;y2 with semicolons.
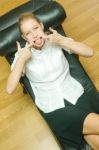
44;27;64;45
16;41;32;62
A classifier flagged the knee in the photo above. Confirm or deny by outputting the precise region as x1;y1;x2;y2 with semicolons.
84;135;99;150
94;143;99;150
83;113;99;134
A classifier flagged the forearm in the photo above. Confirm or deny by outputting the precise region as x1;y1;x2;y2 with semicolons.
45;28;93;57
6;58;26;94
61;37;93;57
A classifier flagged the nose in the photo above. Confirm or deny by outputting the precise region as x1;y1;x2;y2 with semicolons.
31;30;37;38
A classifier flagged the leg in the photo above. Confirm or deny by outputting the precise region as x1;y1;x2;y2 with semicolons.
84;134;99;150
83;113;99;135
82;113;99;149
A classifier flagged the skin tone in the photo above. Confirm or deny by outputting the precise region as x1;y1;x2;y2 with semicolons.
6;17;99;149
21;18;45;50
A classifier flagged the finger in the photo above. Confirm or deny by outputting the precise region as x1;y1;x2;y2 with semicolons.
43;35;50;40
28;43;34;48
25;42;34;49
49;27;56;33
16;41;21;51
42;33;50;40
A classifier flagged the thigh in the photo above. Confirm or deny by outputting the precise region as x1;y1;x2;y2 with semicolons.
76;90;99;114
83;112;99;135
44;104;88;133
43;104;89;148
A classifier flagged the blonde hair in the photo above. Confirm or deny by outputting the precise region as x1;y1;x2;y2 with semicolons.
18;12;40;34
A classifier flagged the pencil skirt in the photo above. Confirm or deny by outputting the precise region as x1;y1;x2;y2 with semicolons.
42;90;99;149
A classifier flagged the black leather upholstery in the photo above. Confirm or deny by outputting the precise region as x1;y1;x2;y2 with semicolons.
0;0;97;149
0;0;48;31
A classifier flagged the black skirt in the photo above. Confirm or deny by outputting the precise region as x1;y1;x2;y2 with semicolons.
42;90;99;149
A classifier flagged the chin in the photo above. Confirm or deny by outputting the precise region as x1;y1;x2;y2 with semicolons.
34;39;45;50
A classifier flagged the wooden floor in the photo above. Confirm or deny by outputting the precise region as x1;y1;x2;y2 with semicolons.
0;0;99;150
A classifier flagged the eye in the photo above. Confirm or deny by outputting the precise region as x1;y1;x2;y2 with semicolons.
34;26;38;30
26;32;29;36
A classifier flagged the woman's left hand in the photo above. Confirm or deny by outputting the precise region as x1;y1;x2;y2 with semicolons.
44;27;93;57
44;27;65;45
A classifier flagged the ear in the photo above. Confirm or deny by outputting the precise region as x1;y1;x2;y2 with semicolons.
40;23;44;31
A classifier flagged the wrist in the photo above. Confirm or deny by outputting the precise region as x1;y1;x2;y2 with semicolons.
59;36;68;46
18;57;27;64
60;37;71;48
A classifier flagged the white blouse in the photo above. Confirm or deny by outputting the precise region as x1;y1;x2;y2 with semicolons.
11;41;84;113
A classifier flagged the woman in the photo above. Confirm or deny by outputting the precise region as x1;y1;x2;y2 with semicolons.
6;13;99;149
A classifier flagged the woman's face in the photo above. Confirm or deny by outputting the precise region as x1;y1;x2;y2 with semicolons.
21;18;45;49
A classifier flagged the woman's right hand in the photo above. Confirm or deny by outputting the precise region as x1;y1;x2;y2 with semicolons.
16;41;32;63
